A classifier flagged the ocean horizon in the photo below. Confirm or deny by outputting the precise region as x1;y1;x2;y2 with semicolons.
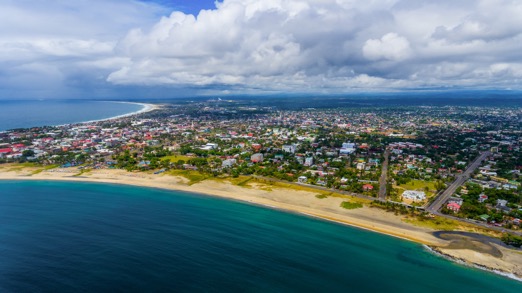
0;100;146;131
0;180;520;292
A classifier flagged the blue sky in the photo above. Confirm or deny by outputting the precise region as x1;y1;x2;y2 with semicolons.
140;0;219;15
1;0;522;100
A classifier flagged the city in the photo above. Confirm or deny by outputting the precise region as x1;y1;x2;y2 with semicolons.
1;99;521;247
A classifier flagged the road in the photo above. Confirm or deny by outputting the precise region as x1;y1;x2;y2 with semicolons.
378;149;390;200
427;151;490;213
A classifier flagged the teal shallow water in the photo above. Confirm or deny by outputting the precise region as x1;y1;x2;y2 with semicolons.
0;180;520;292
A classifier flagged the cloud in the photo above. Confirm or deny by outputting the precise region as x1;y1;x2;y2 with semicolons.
107;0;522;92
362;33;411;61
2;0;522;98
0;0;168;98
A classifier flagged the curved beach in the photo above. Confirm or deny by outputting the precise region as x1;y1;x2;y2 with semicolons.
75;101;160;125
0;165;520;281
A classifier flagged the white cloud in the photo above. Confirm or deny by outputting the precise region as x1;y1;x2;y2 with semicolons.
3;0;522;97
107;0;522;92
362;33;411;61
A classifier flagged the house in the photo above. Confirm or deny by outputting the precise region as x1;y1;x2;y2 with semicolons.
356;162;366;170
251;153;264;163
446;202;461;213
222;159;237;168
304;157;314;166
362;184;374;191
138;160;150;168
298;176;307;183
479;214;490;222
478;193;488;203
496;199;508;207
448;197;463;206
282;145;296;153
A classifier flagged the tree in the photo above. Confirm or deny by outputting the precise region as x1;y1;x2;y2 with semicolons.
435;180;446;192
22;150;35;157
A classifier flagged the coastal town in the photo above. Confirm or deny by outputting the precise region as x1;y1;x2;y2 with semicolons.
1;99;522;248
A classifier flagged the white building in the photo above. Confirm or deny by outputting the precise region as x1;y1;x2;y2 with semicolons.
304;157;314;166
282;144;296;153
340;142;356;155
222;159;237;168
402;190;426;201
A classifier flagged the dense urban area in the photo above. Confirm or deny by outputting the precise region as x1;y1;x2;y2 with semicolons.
2;98;522;246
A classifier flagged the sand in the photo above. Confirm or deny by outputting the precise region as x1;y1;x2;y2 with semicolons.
1;165;521;279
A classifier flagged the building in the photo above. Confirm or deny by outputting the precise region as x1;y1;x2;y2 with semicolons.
251;153;264;163
298;176;307;183
282;145;296;153
340;142;356;155
447;202;461;213
304;157;314;166
478;193;488;203
222;159;237;168
362;184;374;191
356;162;366;170
402;190;426;201
252;143;262;151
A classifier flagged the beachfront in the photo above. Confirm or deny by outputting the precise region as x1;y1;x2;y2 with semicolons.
0;165;520;280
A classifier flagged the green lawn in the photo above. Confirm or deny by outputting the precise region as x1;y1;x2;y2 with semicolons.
396;180;436;196
163;155;193;163
340;201;363;209
167;170;210;185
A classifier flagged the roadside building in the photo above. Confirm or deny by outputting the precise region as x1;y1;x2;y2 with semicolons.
402;190;426;201
251;153;264;163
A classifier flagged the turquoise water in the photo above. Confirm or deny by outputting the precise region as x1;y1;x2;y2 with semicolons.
0;100;144;131
0;180;520;292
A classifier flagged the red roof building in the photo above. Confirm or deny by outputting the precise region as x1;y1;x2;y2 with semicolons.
447;202;461;213
0;148;13;154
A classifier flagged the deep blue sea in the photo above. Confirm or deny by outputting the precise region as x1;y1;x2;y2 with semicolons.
0;181;520;292
0;100;144;131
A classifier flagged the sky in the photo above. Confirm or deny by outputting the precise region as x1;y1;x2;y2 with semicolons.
1;0;522;100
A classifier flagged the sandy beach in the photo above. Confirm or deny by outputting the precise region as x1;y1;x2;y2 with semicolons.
79;101;161;124
1;165;521;280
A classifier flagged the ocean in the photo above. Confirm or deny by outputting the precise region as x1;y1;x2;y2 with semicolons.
0;100;145;131
0;180;520;292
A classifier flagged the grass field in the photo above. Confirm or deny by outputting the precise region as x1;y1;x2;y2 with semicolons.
340;201;363;209
163;155;193;163
167;170;211;185
404;215;502;238
396;180;436;197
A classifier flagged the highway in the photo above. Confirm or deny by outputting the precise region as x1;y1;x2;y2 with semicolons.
378;149;390;200
427;151;490;213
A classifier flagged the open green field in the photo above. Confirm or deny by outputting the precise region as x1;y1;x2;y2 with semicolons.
167;169;211;185
163;155;193;163
396;180;436;196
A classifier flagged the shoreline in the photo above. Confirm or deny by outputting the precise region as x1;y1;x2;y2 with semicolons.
67;101;160;126
0;166;521;281
81;101;161;125
0;101;160;132
425;245;522;282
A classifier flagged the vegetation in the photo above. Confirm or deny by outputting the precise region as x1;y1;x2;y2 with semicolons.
501;233;522;248
340;201;363;209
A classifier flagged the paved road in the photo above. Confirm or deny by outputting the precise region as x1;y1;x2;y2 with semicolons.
427;151;490;213
378;149;390;200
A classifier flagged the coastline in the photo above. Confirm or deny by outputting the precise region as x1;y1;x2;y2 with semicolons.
71;101;160;125
0;166;521;281
82;101;161;124
0;101;160;132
